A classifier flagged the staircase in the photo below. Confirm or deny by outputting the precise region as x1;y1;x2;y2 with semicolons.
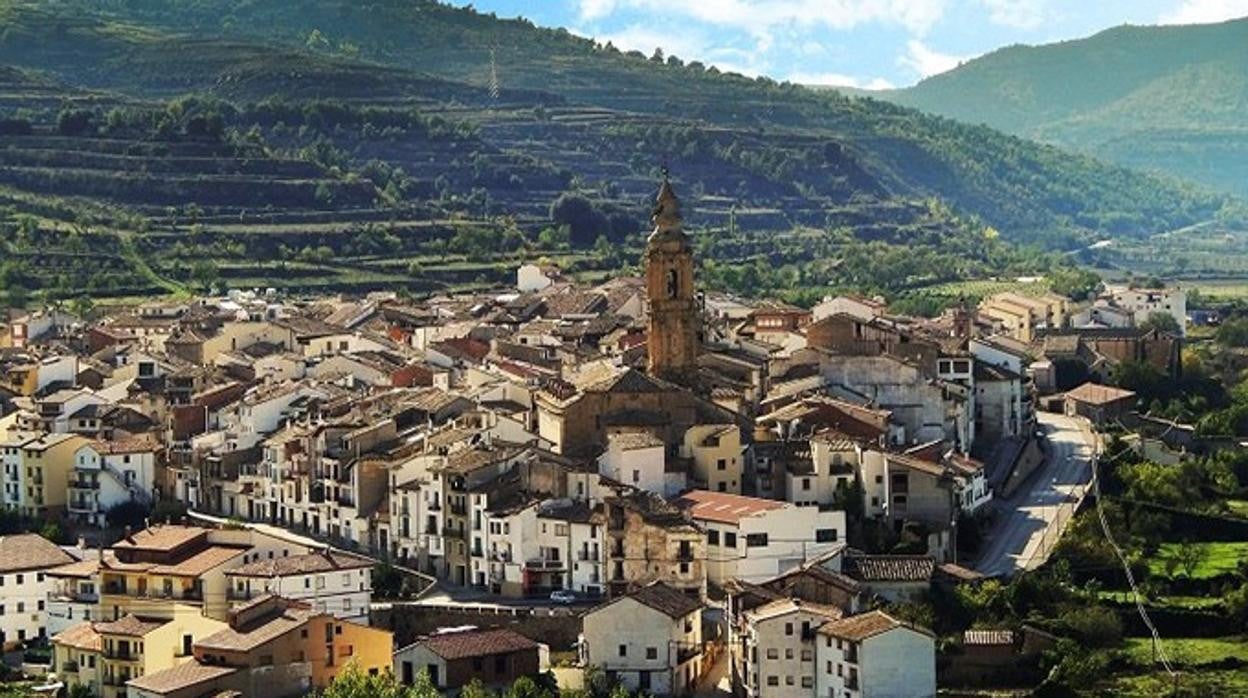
100;460;152;504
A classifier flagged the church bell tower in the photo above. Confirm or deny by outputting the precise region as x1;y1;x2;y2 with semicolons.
645;175;699;379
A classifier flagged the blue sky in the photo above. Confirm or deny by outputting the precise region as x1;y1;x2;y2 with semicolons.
453;0;1248;88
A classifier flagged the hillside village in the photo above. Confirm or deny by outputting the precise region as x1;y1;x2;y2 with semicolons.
0;179;1208;697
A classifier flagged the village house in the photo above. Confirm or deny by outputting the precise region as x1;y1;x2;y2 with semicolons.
581;581;704;696
394;628;543;692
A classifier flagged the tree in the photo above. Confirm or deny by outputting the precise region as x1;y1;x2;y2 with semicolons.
549;193;609;247
106;500;151;530
1138;311;1181;335
190;259;219;292
1174;541;1208;579
320;663;436;698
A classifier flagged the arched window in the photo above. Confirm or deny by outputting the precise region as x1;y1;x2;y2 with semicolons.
666;268;679;298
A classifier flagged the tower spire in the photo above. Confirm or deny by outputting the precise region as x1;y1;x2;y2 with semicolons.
644;172;699;380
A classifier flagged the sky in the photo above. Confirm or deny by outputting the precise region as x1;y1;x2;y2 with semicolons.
451;0;1248;88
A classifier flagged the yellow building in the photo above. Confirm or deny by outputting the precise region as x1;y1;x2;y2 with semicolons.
125;595;393;698
99;524;311;623
681;424;743;494
0;432;86;517
979;292;1069;342
53;604;227;698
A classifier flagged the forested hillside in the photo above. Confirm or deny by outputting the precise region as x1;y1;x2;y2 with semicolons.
884;17;1248;195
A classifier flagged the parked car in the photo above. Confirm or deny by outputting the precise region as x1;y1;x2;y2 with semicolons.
550;590;577;605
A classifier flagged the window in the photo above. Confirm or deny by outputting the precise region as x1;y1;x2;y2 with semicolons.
716;458;727;471
785;676;795;686
766;648;778;659
632;470;640;483
666;269;679;298
618;645;627;657
785;623;793;636
816;528;838;543
802;478;811;491
874;475;883;484
766;676;779;687
494;655;507;673
646;647;658;660
785;648;793;659
801;676;814;688
745;533;768;548
724;532;737;548
707;530;719;546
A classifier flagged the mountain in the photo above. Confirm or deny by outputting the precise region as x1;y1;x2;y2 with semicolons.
883;17;1248;195
0;0;1239;306
3;0;1235;242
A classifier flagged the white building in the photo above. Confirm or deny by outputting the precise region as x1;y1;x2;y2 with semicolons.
222;550;373;625
674;490;846;586
581;581;704;696
1108;286;1186;336
67;440;159;527
740;598;842;697
815;610;936;698
0;533;79;647
45;557;101;635
598;432;677;497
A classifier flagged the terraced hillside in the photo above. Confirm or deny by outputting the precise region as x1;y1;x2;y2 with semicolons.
0;0;1240;308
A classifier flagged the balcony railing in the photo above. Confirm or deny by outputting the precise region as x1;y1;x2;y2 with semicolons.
525;558;564;571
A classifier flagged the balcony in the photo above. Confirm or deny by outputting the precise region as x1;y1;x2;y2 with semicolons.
104;648;137;661
68;497;99;513
449;503;467;516
427;500;442;512
525;558;565;571
491;550;512;563
68;478;98;490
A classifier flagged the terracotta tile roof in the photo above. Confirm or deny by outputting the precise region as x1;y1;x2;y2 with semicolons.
113;524;208;552
95;614;168;637
843;554;934;583
415;628;538;661
225;551;372;578
47;557;101;579
817;610;917;641
0;533;76;573
197;606;315;653
1065;381;1136;406
744;598;844;624
936;562;985;583
53;621;103;652
624;581;704;619
674;490;786;525
149;546;248;577
126;661;239;694
88;434;160;455
963;629;1014;646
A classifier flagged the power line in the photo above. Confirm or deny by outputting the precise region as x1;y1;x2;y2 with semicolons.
1088;439;1177;680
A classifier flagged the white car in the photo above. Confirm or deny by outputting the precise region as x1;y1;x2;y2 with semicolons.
549;590;577;605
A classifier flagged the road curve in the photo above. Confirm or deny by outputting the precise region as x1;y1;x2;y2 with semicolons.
974;411;1097;578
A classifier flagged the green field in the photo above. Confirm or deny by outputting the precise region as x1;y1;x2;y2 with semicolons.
1122;636;1248;668
913;278;1053;299
1095;590;1223;611
1148;541;1248;580
1102;669;1248;696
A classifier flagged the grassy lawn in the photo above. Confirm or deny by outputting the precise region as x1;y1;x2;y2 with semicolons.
1147;541;1248;580
1121;636;1248;668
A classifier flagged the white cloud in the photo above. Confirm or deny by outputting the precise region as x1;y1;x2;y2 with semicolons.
1160;0;1248;24
979;0;1047;28
594;24;712;61
786;71;896;89
577;0;949;35
898;39;968;78
578;0;618;21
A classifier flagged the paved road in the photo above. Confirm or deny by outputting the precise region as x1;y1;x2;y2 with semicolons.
974;412;1098;578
